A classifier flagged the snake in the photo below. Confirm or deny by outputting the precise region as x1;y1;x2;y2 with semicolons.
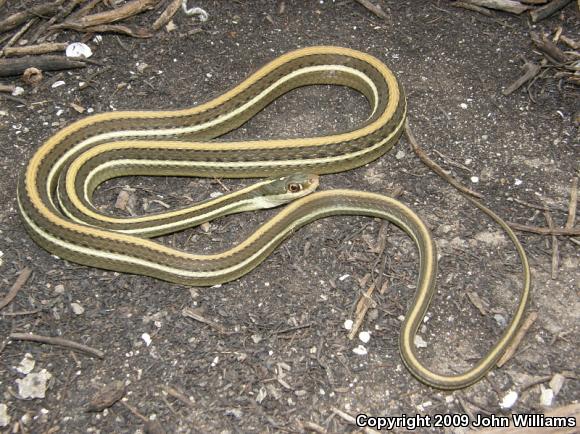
17;46;530;389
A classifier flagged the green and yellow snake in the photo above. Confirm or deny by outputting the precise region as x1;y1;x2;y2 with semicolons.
17;46;530;389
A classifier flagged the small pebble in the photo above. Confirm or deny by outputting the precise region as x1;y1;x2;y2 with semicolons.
71;302;84;315
352;345;367;355
344;319;353;330
499;390;518;409
414;335;428;348
470;176;479;183
359;331;371;343
141;333;152;347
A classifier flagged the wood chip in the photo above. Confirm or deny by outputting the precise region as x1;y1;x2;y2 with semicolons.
153;0;181;30
86;381;126;412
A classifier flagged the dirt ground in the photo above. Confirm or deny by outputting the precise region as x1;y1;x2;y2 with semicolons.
0;1;578;433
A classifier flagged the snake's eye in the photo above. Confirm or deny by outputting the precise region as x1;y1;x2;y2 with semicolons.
287;183;302;193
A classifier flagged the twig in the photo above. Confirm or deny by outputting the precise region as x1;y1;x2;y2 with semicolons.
497;311;538;367
56;0;159;29
565;177;578;229
9;332;105;358
0;55;86;77
0;0;65;34
3;42;68;57
354;0;389;19
69;0;104;21
405;119;483;199
0;83;15;93
560;35;579;50
31;0;84;43
543;209;559;279
459;0;529;14
0;18;38;56
503;60;541;95
433;149;473;173
301;421;328;433
531;32;571;64
0;267;32;310
507;222;580;236
61;23;154;38
162;385;195;409
182;307;226;333
120;401;148;423
530;0;573;23
331;407;380;434
153;0;181;30
452;1;494;16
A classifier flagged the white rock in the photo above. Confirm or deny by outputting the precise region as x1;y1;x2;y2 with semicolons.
470;176;479;183
12;86;24;96
414;335;428;348
0;403;9;427
395;150;405;160
338;274;350;281
141;333;152;347
358;331;371;343
540;385;554;407
70;302;84;315
51;81;65;88
514;179;523;186
549;373;565;396
66;42;92;59
460;103;468;109
16;369;52;399
499;390;518;409
352;345;367;355
343;319;353;330
16;353;35;374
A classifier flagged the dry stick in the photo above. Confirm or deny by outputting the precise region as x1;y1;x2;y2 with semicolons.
301;421;327;434
9;332;105;358
520;0;548;4
496;311;538;367
530;0;573;22
560;35;579;50
182;307;226;333
0;268;32;310
153;0;182;30
162;385;195;409
543;209;559;279
32;0;85;44
460;0;530;14
0;83;15;93
0;55;86;77
68;0;104;21
4;42;68;57
452;1;494;16
56;0;159;29
506;223;580;236
405;120;483;199
531;32;571;64
0;18;38;56
565;177;578;229
502;60;541;95
62;23;154;38
354;0;389;19
331;407;380;434
0;0;65;34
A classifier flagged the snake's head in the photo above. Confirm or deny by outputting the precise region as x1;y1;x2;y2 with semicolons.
255;173;320;208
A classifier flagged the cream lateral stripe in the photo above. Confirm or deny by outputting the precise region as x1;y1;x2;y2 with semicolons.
46;64;381;202
21;190;418;278
69;118;403;225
